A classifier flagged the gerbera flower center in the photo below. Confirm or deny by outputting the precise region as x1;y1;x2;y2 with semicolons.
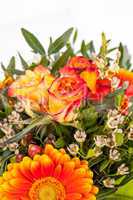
29;177;66;200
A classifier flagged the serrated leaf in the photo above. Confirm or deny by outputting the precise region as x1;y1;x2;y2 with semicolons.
21;28;46;55
18;53;29;69
119;43;132;70
52;47;73;73
48;27;73;55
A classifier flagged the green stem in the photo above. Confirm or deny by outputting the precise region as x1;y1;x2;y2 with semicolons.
97;188;117;200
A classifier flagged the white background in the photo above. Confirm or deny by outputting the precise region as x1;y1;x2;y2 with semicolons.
0;0;133;78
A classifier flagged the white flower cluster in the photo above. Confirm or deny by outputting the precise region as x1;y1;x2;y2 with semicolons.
94;128;123;160
107;109;125;129
0;101;25;151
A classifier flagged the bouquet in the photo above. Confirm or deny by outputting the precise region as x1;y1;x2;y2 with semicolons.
0;27;133;200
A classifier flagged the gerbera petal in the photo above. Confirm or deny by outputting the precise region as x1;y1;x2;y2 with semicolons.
66;193;82;200
0;145;98;199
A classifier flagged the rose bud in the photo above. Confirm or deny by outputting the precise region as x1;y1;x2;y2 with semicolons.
28;144;42;158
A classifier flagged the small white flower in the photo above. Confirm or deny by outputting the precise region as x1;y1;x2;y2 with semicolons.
94;135;106;147
117;164;129;175
103;178;115;188
14;101;25;113
109;148;121;161
1;124;14;136
107;109;119;118
109;63;120;73
128;128;133;141
94;146;103;157
67;144;79;156
8;142;18;152
107;114;125;129
8;111;20;124
106;129;123;148
74;130;86;143
123;81;129;89
105;133;116;148
111;77;120;89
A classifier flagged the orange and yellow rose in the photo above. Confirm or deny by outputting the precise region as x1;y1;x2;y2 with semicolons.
8;57;112;122
8;65;55;112
46;75;88;122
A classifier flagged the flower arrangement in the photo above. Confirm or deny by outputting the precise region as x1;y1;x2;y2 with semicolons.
0;28;133;199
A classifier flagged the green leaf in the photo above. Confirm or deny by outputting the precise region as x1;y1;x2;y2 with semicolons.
40;55;49;66
1;62;6;71
0;152;14;175
81;40;89;57
107;47;118;54
97;188;117;200
7;56;16;75
48;27;73;55
99;32;108;58
115;132;124;146
115;93;124;109
55;138;65;148
52;47;73;73
0;111;6;119
100;160;110;172
21;28;46;55
0;94;12;115
73;29;78;44
116;180;133;198
99;194;133;200
119;43;132;70
18;52;29;69
86;149;95;158
14;69;25;75
86;40;95;53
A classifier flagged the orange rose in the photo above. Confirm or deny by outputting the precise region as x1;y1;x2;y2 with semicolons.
60;56;111;101
46;75;88;122
8;65;55;112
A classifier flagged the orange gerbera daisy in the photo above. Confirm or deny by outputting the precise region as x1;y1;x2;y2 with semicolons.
0;145;98;200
